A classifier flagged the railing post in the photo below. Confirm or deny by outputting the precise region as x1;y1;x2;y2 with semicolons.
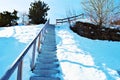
17;60;23;80
37;35;41;53
30;40;36;71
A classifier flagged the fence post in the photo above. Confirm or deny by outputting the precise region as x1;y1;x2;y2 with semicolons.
30;40;36;71
56;19;57;25
17;60;23;80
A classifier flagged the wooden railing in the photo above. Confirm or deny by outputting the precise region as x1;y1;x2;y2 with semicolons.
0;19;50;80
56;13;84;25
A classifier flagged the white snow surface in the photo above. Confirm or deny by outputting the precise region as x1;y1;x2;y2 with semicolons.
0;25;44;79
0;23;120;80
56;24;120;80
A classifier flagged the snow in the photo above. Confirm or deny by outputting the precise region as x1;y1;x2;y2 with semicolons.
0;22;120;80
0;25;44;79
55;24;120;80
0;0;120;79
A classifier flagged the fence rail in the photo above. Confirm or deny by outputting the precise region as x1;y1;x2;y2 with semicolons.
0;19;49;80
56;13;84;25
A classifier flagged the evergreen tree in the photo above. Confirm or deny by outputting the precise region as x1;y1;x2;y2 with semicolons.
0;10;19;27
29;0;50;24
11;10;19;25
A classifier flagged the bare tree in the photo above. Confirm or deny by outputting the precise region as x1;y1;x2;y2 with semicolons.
21;12;29;25
65;8;77;26
82;0;116;27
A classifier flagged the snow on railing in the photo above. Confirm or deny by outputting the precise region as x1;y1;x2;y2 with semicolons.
0;19;50;80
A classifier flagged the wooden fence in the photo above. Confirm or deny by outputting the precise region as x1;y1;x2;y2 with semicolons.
56;13;84;25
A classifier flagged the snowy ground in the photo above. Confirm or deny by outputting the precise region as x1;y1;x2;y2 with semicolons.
0;23;120;80
0;25;44;79
56;24;120;80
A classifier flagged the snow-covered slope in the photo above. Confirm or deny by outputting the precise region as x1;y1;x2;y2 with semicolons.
56;24;120;80
0;25;44;79
0;23;120;80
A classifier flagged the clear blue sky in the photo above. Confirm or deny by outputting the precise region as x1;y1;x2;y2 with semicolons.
0;0;119;23
0;0;83;23
0;0;82;12
0;0;34;12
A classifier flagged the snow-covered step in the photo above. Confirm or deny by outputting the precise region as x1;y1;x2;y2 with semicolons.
41;45;56;48
38;52;57;55
35;63;59;69
37;58;57;62
37;57;58;62
39;51;56;54
34;64;59;70
36;59;58;64
38;54;57;58
41;46;57;50
33;69;60;76
39;53;57;56
43;41;55;43
42;42;56;45
34;63;60;70
45;37;55;39
41;48;56;52
30;24;61;80
40;48;56;51
30;76;60;80
44;34;55;36
42;42;56;48
39;50;56;55
36;58;58;63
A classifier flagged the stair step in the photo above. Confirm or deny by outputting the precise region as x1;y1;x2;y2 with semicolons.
30;25;62;79
42;45;56;47
41;48;56;52
33;69;60;76
38;53;57;56
37;56;57;60
30;76;60;80
37;57;58;62
42;45;56;49
38;54;57;59
36;58;58;63
41;45;56;47
43;40;56;42
39;51;56;54
38;53;56;57
36;60;58;64
41;49;56;52
35;63;59;69
35;66;59;70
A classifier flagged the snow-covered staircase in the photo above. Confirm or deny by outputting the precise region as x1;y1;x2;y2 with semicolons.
30;25;61;80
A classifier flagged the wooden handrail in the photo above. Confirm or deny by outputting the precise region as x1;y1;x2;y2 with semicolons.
56;13;84;25
0;19;50;80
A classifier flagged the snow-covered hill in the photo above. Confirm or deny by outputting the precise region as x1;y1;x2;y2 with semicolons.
0;23;120;80
56;23;120;80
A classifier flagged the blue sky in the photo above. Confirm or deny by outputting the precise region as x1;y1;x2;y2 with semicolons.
0;0;34;12
0;0;83;23
0;0;119;23
0;0;82;12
